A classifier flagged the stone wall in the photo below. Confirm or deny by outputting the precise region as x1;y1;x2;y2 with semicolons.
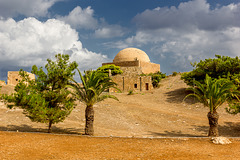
103;61;160;75
114;60;140;67
103;60;140;68
102;58;159;92
102;62;115;66
140;62;160;74
0;80;6;86
120;66;143;76
7;71;35;86
110;74;153;92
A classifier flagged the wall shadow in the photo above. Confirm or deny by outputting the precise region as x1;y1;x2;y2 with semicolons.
0;124;84;135
165;88;199;104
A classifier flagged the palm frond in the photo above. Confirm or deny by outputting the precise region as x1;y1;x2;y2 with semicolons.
184;74;240;113
69;69;119;106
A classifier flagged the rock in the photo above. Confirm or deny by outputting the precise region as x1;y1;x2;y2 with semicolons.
211;137;232;145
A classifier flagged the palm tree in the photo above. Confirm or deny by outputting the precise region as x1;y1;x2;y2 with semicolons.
69;69;119;136
184;74;239;137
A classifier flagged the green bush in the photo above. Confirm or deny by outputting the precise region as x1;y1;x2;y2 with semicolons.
149;72;166;88
182;54;240;116
172;71;178;76
97;64;123;77
181;55;240;87
128;90;134;95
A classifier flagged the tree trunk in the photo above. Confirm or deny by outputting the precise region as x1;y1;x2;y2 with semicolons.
207;111;219;137
85;105;94;136
48;121;52;133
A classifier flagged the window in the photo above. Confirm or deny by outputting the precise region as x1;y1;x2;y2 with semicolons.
134;84;137;88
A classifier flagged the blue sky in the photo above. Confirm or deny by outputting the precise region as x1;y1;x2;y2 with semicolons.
0;0;240;81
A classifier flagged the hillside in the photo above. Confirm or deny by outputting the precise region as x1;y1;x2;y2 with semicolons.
1;74;240;137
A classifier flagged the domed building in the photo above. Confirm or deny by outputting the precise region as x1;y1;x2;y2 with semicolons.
113;48;150;63
102;48;160;92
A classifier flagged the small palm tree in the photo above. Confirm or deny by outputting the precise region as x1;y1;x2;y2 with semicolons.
184;74;239;137
69;69;119;136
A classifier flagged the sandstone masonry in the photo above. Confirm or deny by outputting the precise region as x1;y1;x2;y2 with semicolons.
102;48;160;92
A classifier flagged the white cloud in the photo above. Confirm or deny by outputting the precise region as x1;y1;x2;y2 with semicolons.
58;6;128;38
67;43;109;70
119;27;240;71
108;0;240;72
0;17;109;77
0;0;60;18
94;24;127;38
58;6;98;30
133;0;240;31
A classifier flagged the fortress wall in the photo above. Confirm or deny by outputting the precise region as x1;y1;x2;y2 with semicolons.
7;71;35;86
140;62;160;74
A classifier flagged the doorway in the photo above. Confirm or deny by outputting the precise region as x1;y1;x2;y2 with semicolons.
145;83;149;90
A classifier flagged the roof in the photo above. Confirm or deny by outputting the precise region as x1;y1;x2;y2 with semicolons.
113;48;150;63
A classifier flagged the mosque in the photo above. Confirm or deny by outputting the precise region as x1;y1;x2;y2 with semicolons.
102;48;160;92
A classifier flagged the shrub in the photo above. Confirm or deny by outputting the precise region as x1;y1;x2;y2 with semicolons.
128;90;134;95
97;64;123;77
149;72;166;88
172;71;178;76
181;55;240;87
182;54;240;118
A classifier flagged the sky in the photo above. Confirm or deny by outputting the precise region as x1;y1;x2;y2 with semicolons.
0;0;240;81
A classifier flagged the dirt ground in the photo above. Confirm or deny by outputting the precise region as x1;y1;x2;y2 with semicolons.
1;131;240;160
1;74;240;159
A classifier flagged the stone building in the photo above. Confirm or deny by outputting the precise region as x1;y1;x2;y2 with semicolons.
7;71;35;86
0;80;6;86
102;48;160;92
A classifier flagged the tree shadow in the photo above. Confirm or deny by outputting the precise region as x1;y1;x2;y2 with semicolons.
194;122;240;137
148;122;240;137
148;131;204;137
0;124;84;135
165;88;198;104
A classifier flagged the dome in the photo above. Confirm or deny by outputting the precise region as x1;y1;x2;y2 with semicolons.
113;48;150;63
